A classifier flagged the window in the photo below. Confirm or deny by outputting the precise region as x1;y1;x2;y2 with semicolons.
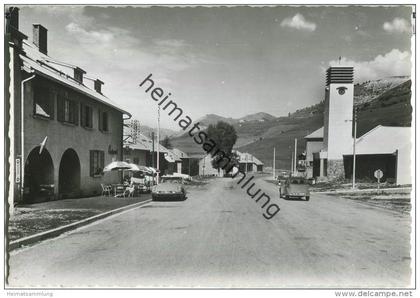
90;150;104;177
57;94;78;125
81;104;93;128
133;157;139;165
99;110;109;132
33;84;54;119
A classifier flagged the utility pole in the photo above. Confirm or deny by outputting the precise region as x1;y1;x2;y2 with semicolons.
352;107;358;189
245;154;248;174
346;107;358;189
294;138;297;175
273;147;276;180
290;151;294;174
157;106;160;184
151;131;155;168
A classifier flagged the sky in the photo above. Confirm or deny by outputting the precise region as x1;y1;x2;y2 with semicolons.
17;5;413;130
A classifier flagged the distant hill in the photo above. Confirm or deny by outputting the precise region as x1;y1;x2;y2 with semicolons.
239;112;277;122
171;78;412;169
354;76;410;105
196;114;237;127
356;79;412;136
290;76;410;119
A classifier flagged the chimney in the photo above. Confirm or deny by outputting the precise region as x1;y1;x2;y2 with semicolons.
33;24;48;55
6;7;19;30
94;79;104;93
5;7;27;49
74;67;86;84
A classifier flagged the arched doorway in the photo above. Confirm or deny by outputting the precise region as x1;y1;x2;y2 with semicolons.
59;148;81;199
24;146;54;203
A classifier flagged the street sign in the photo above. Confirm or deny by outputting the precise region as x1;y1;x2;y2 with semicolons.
374;169;383;193
15;158;21;183
374;169;383;179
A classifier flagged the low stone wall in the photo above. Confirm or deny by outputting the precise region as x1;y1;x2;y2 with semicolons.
327;159;345;180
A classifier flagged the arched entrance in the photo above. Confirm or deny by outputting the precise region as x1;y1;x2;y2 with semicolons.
59;148;81;199
24;146;54;203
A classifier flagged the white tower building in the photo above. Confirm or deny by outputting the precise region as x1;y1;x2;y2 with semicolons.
322;66;354;178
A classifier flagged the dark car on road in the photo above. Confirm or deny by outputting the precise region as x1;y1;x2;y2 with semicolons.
279;176;310;201
151;176;187;201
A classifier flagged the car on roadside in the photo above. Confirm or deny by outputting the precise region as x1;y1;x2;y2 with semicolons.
171;172;192;181
151;176;187;201
279;176;310;201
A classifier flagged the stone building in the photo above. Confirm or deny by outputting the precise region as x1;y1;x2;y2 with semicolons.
5;8;131;205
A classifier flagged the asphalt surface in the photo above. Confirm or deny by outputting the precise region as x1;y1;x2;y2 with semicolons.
7;177;412;288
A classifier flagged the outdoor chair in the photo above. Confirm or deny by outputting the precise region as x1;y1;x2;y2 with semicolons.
114;185;125;197
101;183;112;196
124;184;136;197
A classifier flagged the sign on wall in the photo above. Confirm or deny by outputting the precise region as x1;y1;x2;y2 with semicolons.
15;158;20;183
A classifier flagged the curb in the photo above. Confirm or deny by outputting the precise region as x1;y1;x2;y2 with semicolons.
313;187;412;194
9;199;152;251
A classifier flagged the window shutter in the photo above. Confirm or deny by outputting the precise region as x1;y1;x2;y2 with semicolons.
89;150;94;176
57;96;64;122
98;110;103;131
88;107;93;128
103;112;108;132
49;88;55;120
74;102;79;125
100;151;105;172
80;104;86;127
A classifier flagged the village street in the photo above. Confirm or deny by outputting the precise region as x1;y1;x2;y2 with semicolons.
8;177;411;288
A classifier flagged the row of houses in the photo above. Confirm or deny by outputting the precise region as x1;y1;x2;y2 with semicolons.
197;151;264;176
123;132;191;176
5;8;266;206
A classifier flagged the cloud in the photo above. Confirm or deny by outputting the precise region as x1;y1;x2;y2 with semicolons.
327;49;411;82
281;14;316;32
383;18;411;33
65;22;116;43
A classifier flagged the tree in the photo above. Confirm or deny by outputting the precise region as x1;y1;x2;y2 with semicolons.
206;121;238;172
160;136;172;149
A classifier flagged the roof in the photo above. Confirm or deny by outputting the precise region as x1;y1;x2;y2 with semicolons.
343;125;411;155
305;127;324;139
124;133;169;153
171;148;189;159
20;40;130;116
166;149;182;162
235;151;264;165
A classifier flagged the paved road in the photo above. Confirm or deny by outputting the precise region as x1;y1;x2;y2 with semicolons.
8;177;411;288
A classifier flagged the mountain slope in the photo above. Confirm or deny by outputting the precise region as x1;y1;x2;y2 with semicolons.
171;79;411;169
239;112;277;122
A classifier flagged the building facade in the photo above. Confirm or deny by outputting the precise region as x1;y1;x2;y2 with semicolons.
304;66;411;185
6;8;130;205
123;133;169;173
234;151;264;174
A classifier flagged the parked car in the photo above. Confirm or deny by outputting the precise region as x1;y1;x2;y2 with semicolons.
152;176;187;201
279;176;310;201
277;171;290;181
171;172;192;181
